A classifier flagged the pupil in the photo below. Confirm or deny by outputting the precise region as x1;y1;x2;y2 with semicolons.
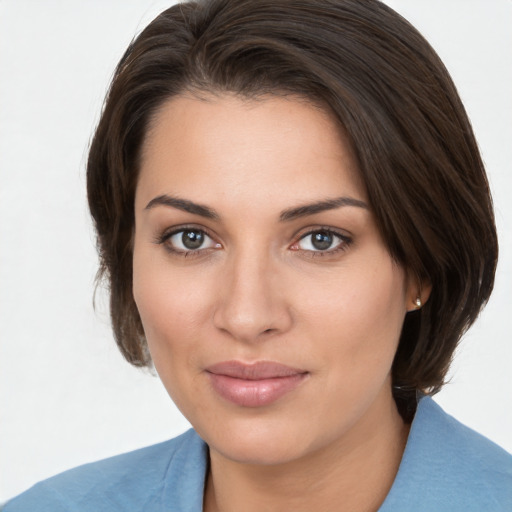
312;231;332;250
182;230;204;249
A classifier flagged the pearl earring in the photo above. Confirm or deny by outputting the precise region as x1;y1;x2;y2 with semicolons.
414;297;422;308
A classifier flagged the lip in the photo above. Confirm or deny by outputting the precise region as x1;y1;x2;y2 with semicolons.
205;361;308;407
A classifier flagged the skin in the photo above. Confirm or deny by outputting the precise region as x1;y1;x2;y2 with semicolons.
133;94;426;512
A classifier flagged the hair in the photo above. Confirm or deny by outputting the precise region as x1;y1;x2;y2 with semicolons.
87;0;498;419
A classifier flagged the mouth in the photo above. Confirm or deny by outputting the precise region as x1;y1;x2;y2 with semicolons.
205;361;309;407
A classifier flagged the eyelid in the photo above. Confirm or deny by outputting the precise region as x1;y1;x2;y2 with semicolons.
154;224;222;255
291;225;352;243
289;226;353;254
154;224;352;257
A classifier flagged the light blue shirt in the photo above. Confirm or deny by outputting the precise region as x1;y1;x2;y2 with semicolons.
4;397;512;511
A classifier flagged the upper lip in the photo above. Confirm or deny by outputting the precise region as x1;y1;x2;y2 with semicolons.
205;361;307;380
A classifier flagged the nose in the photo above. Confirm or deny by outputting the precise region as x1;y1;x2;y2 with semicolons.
213;250;293;343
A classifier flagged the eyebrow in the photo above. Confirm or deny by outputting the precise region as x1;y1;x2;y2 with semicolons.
145;195;219;220
144;194;368;221
279;196;369;221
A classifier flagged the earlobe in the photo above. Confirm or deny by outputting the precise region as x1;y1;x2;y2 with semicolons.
407;277;432;312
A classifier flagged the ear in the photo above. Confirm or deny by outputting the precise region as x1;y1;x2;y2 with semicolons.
406;274;432;312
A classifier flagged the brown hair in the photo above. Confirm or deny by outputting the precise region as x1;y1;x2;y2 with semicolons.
87;0;498;416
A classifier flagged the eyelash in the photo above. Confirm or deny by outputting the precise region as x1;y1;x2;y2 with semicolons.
154;225;219;258
292;227;353;258
154;226;353;258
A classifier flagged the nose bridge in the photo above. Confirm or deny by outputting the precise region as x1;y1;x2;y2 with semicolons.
214;244;289;342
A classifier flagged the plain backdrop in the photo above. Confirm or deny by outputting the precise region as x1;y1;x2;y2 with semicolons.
0;0;511;503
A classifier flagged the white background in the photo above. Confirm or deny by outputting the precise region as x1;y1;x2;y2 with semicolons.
0;0;511;503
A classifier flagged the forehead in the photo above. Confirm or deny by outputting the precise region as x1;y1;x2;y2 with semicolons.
136;93;367;212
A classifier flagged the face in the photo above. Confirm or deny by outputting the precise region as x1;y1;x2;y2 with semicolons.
133;94;416;466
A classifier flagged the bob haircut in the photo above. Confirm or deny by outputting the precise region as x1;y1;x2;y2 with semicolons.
87;0;498;417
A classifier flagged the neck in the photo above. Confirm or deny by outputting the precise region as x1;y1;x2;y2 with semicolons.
203;388;410;512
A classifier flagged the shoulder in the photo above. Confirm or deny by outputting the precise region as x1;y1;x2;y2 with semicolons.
3;429;207;512
413;397;512;489
380;397;512;512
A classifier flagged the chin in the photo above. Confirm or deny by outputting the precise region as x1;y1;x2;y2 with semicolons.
197;413;325;466
213;434;307;466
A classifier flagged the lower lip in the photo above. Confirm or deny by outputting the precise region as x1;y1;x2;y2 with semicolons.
207;373;307;407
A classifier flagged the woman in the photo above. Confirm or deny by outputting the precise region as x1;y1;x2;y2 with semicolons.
4;0;511;510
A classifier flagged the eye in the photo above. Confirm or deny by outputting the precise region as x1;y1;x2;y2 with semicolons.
161;228;220;253
294;229;349;253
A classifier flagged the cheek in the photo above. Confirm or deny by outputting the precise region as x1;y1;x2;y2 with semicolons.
296;257;407;361
132;246;215;414
350;262;407;339
132;245;209;357
292;258;408;425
